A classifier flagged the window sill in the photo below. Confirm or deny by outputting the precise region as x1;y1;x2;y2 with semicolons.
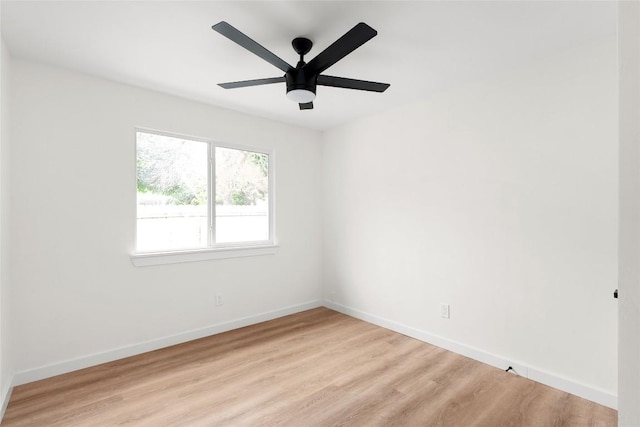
130;244;279;267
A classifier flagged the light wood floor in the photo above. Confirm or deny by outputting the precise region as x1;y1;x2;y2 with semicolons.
3;307;616;426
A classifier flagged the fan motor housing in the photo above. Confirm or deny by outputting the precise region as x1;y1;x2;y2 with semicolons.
285;68;317;96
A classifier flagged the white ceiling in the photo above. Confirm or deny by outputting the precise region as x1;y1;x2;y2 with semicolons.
1;1;617;131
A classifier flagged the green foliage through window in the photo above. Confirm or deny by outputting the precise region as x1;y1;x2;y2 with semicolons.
136;132;269;207
136;133;207;205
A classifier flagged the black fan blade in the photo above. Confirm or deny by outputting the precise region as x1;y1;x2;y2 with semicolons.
304;23;377;75
317;75;390;92
212;21;293;72
299;102;314;110
219;76;285;89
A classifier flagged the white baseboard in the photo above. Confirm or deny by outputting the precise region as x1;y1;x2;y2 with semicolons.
324;301;617;409
9;299;617;411
0;375;14;423
13;300;323;386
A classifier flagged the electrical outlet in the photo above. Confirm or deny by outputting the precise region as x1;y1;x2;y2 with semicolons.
215;293;224;306
440;303;450;319
329;292;336;302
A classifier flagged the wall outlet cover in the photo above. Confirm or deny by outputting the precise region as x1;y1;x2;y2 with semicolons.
440;303;450;318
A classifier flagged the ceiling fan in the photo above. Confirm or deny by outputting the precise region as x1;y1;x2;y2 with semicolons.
212;21;390;110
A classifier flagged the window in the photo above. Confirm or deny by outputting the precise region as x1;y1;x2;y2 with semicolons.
135;130;273;255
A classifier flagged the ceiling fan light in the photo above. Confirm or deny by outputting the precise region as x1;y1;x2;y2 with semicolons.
286;89;316;104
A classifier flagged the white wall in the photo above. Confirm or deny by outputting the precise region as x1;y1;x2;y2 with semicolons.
9;59;323;377
0;35;13;411
322;37;618;403
618;1;640;425
3;27;622;413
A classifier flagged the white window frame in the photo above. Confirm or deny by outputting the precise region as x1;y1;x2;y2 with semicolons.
131;128;277;267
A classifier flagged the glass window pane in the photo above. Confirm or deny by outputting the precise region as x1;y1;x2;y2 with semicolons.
215;147;269;243
136;132;209;252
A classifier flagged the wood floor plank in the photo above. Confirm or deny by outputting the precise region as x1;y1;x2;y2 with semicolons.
2;307;617;426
